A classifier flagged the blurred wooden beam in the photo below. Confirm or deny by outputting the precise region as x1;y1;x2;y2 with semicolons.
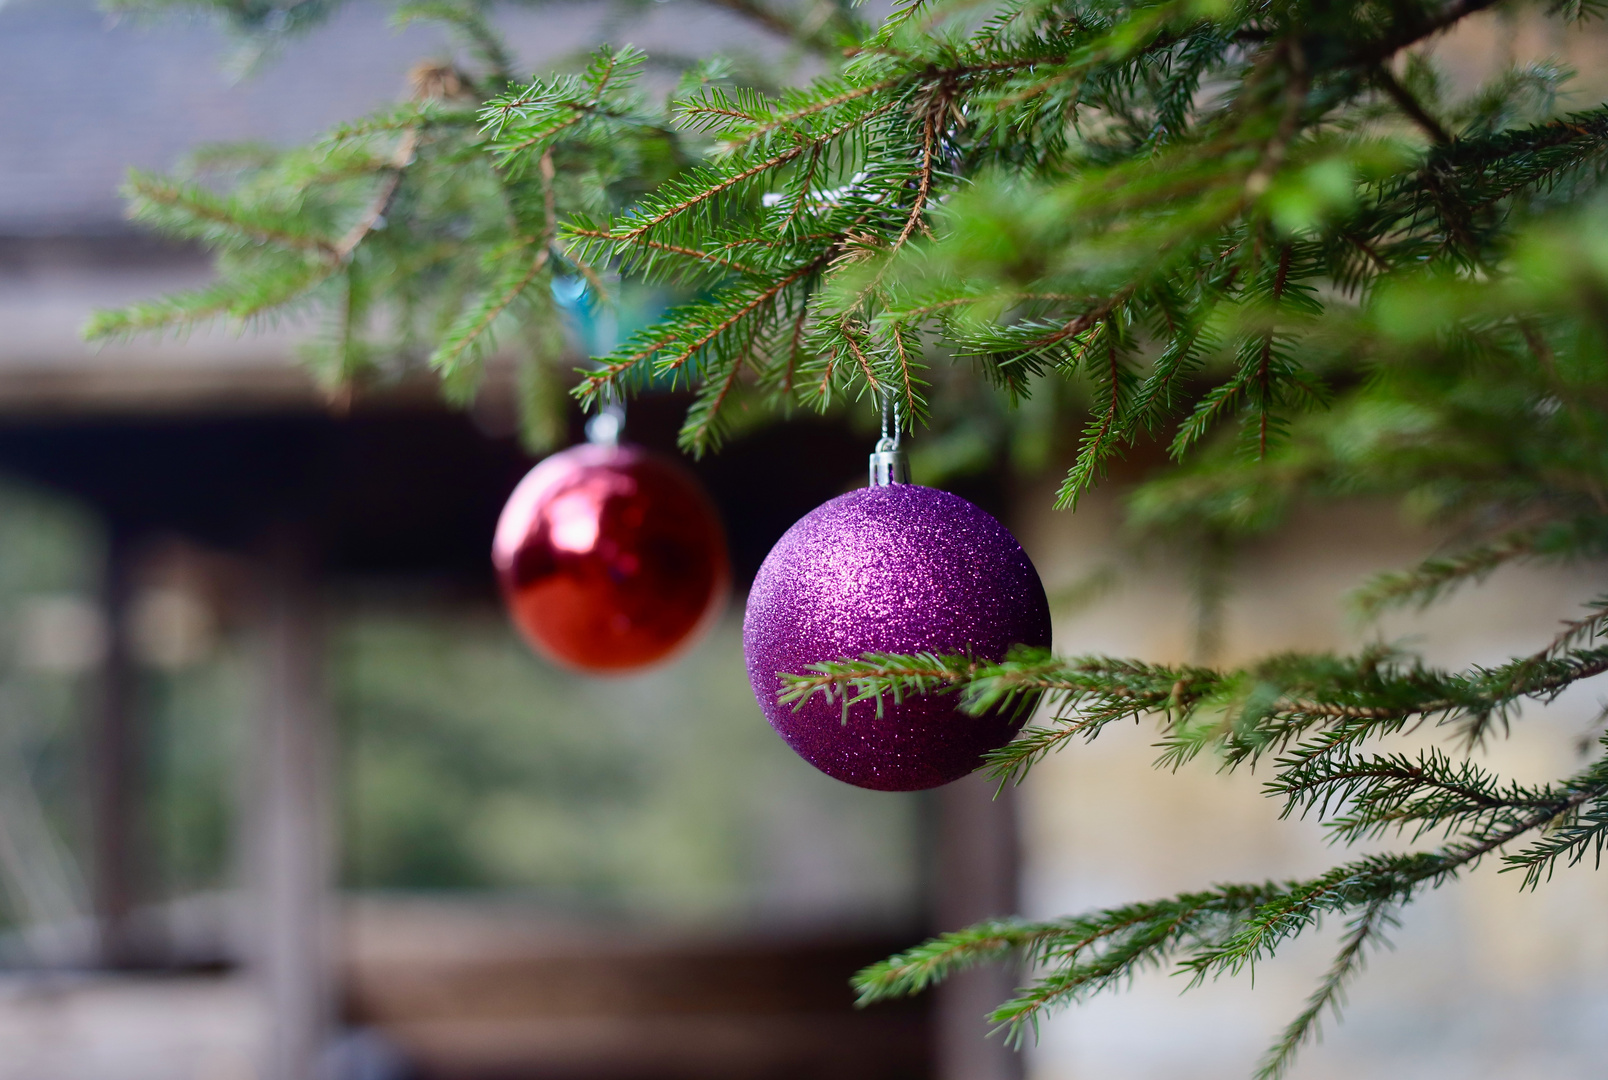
344;919;933;1080
91;526;140;968
248;529;334;1080
934;771;1023;1080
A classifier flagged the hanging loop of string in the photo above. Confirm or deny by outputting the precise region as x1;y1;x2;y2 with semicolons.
558;273;625;449
581;322;624;449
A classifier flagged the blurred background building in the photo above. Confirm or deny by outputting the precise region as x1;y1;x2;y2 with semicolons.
0;4;957;1079
0;4;1605;1080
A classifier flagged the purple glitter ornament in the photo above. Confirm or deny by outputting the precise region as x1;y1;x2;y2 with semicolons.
743;484;1052;791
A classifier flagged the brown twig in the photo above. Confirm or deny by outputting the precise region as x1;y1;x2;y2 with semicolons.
333;127;420;261
890;323;918;425
621;102;900;240
893;105;939;252
1344;0;1509;68
130;178;336;257
661;258;827;374
1372;64;1453;146
719;79;902;149
567;228;760;274
841;320;883;392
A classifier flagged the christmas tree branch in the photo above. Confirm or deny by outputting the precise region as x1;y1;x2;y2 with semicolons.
93;0;1608;1064
860;784;1602;1071
428;149;557;377
122;172;338;257
1372;64;1454;146
1253;898;1397;1080
778;633;1608;782
1345;0;1510;68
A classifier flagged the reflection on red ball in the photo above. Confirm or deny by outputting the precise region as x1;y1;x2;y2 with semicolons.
493;443;729;673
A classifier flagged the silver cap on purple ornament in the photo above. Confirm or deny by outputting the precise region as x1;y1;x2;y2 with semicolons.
869;387;909;486
869;436;909;486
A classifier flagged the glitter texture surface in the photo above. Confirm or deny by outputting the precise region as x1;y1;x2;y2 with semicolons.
743;484;1051;791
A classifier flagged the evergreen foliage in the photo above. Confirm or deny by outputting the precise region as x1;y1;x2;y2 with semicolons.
94;0;1608;1072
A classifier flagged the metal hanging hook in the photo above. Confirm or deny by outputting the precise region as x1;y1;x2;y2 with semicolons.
586;384;625;448
877;383;900;451
869;384;909;486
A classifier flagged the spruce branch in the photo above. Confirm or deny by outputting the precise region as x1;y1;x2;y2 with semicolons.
1501;749;1608;887
331;126;420;261
689;78;903;148
614;99;901;242
84;257;338;341
888;322;922;427
1253;899;1397;1080
892;102;939;253
1055;318;1133;507
1267;746;1570;845
853;916;1069;1004
666;260;824;375
1372;64;1454;146
778;636;1608;781
429;150;556;377
96;1;1608;1067
1344;0;1511;68
123;172;338;257
566;227;762;276
1351;529;1547;614
864;794;1601;1070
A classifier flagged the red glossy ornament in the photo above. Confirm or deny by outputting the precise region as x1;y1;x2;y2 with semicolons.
493;442;729;672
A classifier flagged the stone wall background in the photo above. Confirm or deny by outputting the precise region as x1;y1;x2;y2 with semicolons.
1015;491;1608;1079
